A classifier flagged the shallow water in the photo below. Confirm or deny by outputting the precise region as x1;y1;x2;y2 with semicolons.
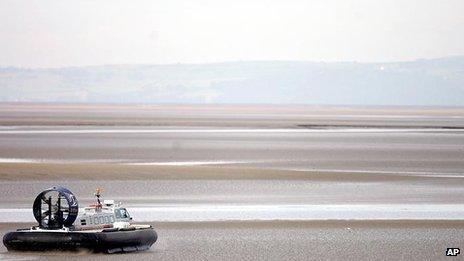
2;204;464;223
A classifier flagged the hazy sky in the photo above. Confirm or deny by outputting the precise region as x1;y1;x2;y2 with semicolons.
1;0;463;68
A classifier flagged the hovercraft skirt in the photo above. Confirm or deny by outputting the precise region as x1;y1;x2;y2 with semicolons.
3;228;157;253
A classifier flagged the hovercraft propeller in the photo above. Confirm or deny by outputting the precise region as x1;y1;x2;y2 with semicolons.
32;186;79;229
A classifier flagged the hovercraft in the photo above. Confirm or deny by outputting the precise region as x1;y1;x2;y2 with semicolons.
3;186;157;253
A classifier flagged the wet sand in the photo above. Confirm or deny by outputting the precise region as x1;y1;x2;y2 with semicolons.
1;220;464;261
0;162;452;181
1;162;464;209
1;104;464;260
1;103;464;128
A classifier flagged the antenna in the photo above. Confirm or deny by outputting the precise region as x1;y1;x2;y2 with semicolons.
94;187;102;209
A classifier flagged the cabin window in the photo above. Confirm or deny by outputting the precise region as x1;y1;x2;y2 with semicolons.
120;208;130;218
80;219;86;226
99;216;104;224
94;217;99;225
115;209;130;219
110;216;115;222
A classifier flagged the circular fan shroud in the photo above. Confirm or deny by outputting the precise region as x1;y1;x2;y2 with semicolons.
32;186;79;228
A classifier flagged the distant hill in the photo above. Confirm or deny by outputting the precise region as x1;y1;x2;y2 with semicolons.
1;56;464;106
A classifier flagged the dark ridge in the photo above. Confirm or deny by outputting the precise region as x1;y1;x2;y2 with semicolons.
296;124;464;130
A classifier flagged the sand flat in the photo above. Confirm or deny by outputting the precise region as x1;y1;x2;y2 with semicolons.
1;220;464;260
1;104;464;260
0;162;453;181
1;103;463;128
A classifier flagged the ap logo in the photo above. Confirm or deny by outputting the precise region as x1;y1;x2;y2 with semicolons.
446;248;460;256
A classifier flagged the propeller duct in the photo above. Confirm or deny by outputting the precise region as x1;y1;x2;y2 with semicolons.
32;186;79;229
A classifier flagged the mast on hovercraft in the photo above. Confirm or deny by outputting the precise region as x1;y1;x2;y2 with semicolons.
76;187;132;229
